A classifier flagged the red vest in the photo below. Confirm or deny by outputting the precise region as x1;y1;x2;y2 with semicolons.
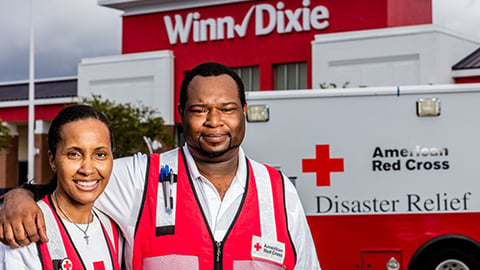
37;196;121;270
132;148;296;270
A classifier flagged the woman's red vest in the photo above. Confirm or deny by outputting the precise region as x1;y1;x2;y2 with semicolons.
37;195;121;270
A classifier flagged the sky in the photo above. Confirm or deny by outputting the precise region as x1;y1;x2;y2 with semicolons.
0;0;479;83
0;0;122;83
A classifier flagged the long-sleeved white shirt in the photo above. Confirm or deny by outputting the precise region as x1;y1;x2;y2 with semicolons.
96;145;321;270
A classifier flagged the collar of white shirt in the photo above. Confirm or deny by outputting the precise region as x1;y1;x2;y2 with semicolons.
182;144;247;191
181;144;248;241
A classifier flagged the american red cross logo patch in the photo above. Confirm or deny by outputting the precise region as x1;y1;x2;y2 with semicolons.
61;259;73;270
254;242;262;251
302;144;344;186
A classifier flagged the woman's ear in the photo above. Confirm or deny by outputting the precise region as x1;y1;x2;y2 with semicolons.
48;150;56;173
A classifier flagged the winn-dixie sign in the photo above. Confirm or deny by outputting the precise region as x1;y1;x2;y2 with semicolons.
164;1;329;45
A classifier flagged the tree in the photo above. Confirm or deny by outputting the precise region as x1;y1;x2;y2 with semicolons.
81;95;175;158
0;120;11;151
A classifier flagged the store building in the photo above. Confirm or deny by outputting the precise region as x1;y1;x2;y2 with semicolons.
0;78;77;192
1;0;480;192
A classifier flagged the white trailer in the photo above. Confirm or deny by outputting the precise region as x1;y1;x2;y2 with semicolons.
242;83;480;270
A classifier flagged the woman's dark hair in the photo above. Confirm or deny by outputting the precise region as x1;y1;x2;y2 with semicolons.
179;62;246;113
42;104;114;195
48;104;114;158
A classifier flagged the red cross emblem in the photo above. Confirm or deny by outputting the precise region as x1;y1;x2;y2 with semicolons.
302;144;344;186
61;259;73;270
254;242;262;251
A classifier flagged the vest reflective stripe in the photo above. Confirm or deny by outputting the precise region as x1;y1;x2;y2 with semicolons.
96;211;114;246
95;209;122;265
38;200;68;262
221;160;295;268
250;159;277;242
133;148;296;270
38;196;121;270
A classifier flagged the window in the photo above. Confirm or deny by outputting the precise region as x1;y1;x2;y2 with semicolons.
274;62;307;90
232;66;260;92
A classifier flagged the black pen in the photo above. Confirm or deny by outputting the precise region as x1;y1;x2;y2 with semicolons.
164;165;172;213
168;168;174;211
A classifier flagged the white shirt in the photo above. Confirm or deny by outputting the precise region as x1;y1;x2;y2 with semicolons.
184;145;247;241
96;145;321;270
0;208;116;270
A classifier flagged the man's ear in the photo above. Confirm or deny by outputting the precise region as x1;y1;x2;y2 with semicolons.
177;104;183;118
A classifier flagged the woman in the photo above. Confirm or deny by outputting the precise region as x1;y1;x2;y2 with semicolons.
0;105;122;270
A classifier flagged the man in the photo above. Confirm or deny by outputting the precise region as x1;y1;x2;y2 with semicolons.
0;62;320;269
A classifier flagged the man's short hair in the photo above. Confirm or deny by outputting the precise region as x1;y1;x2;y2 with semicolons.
179;62;246;112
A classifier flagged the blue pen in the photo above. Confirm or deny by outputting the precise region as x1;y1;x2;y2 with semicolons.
159;166;170;213
164;164;170;175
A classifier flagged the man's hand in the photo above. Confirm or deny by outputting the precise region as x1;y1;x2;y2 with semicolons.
0;188;48;248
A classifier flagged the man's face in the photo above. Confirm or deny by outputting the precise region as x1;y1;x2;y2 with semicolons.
180;74;246;162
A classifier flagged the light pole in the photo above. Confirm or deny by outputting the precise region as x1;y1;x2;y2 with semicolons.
27;0;35;183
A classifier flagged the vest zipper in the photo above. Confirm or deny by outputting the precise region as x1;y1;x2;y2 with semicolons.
214;241;223;270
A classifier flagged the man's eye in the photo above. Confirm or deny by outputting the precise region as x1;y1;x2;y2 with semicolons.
67;152;81;159
222;106;239;113
95;152;109;159
192;109;207;113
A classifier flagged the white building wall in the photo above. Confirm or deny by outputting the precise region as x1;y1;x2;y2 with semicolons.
78;50;175;125
312;25;480;89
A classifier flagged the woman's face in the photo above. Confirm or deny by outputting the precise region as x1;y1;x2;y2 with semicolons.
49;118;113;207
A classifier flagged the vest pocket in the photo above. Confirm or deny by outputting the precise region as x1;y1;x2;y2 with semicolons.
233;260;285;269
143;255;199;269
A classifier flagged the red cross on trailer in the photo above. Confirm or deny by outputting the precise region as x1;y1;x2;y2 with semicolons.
302;144;344;186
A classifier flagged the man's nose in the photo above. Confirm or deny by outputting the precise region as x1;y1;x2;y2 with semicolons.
205;109;223;127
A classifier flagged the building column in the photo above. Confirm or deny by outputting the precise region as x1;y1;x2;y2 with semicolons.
34;120;53;185
0;123;19;194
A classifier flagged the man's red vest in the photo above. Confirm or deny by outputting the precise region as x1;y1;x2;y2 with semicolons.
37;196;121;270
132;148;296;270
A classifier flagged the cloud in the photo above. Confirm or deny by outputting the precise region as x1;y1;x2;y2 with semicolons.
0;0;121;82
433;0;480;41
